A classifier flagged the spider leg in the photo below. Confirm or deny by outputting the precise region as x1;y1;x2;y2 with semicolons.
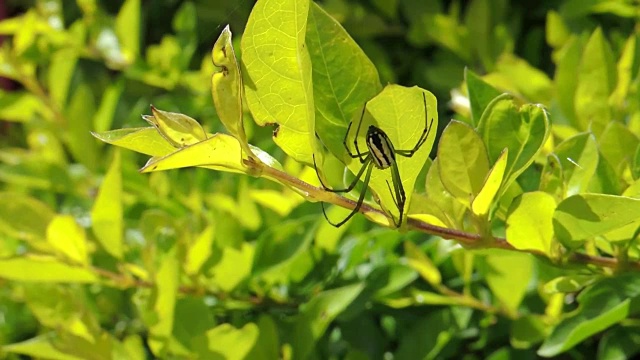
343;104;370;163
396;92;434;158
314;154;372;193
322;162;375;228
384;163;406;227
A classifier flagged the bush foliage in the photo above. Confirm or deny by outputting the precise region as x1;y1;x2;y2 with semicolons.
1;0;640;359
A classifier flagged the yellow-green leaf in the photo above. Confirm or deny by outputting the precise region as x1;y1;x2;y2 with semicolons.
506;191;556;256
144;107;207;148
46;215;88;265
205;323;259;359
211;25;255;159
404;241;441;286
241;0;316;164
0;256;98;283
91;150;123;259
472;149;508;217
437;120;489;208
353;85;438;226
140;133;281;176
185;225;215;275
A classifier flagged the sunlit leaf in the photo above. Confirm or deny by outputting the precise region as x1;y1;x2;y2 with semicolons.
211;25;255;159
144;107;207;148
185;225;215;275
46;215;89;265
0;256;97;283
209;243;254;292
242;0;316;164
140;133;282;176
472;149;508;217
437;120;489;208
554;132;599;197
114;0;140;63
553;194;640;248
3;334;83;360
0;192;54;243
575;28;615;136
478;95;549;192
482;250;533;314
307;2;382;160
506;191;556;256
91;150;123;259
353;85;437;225
404;241;441;286
204;323;259;359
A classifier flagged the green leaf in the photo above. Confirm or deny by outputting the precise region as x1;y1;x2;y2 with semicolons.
597;326;640;360
252;218;314;276
575;28;616;136
91;150;123;259
510;315;547;349
610;34;639;110
354;85;438;225
0;192;54;242
246;315;280;360
93;79;124;133
544;275;598;294
46;215;89;265
494;54;553;103
208;243;254;292
211;25;255;159
0;256;97;283
292;283;364;359
482;251;533;314
92;127;180;156
395;310;454;360
306;2;382;160
404;241;441;286
3;334;84;360
545;11;570;48
478;94;549;193
538;274;640;357
554;132;599;196
139;133;282;177
598;122;639;174
554;35;585;127
66;83;98;170
185;225;215;275
115;0;140;61
144;107;207;148
437;120;489;208
23;285;98;343
424;158;467;229
241;0;316;164
472;149;508;217
634;144;640;180
148;247;179;355
48;48;77;108
465;68;502;127
506;191;556;256
204;323;259;359
553;194;640;247
0;90;48;122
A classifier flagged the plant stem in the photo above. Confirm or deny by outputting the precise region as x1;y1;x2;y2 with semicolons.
254;159;640;272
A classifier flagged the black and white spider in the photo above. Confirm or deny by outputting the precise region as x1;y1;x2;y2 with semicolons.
314;92;434;228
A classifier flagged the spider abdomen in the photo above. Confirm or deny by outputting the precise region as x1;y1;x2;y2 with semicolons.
366;125;396;169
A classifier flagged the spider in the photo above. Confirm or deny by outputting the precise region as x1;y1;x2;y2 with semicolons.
314;92;434;228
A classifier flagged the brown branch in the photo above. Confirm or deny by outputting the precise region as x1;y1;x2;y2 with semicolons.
256;160;638;272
